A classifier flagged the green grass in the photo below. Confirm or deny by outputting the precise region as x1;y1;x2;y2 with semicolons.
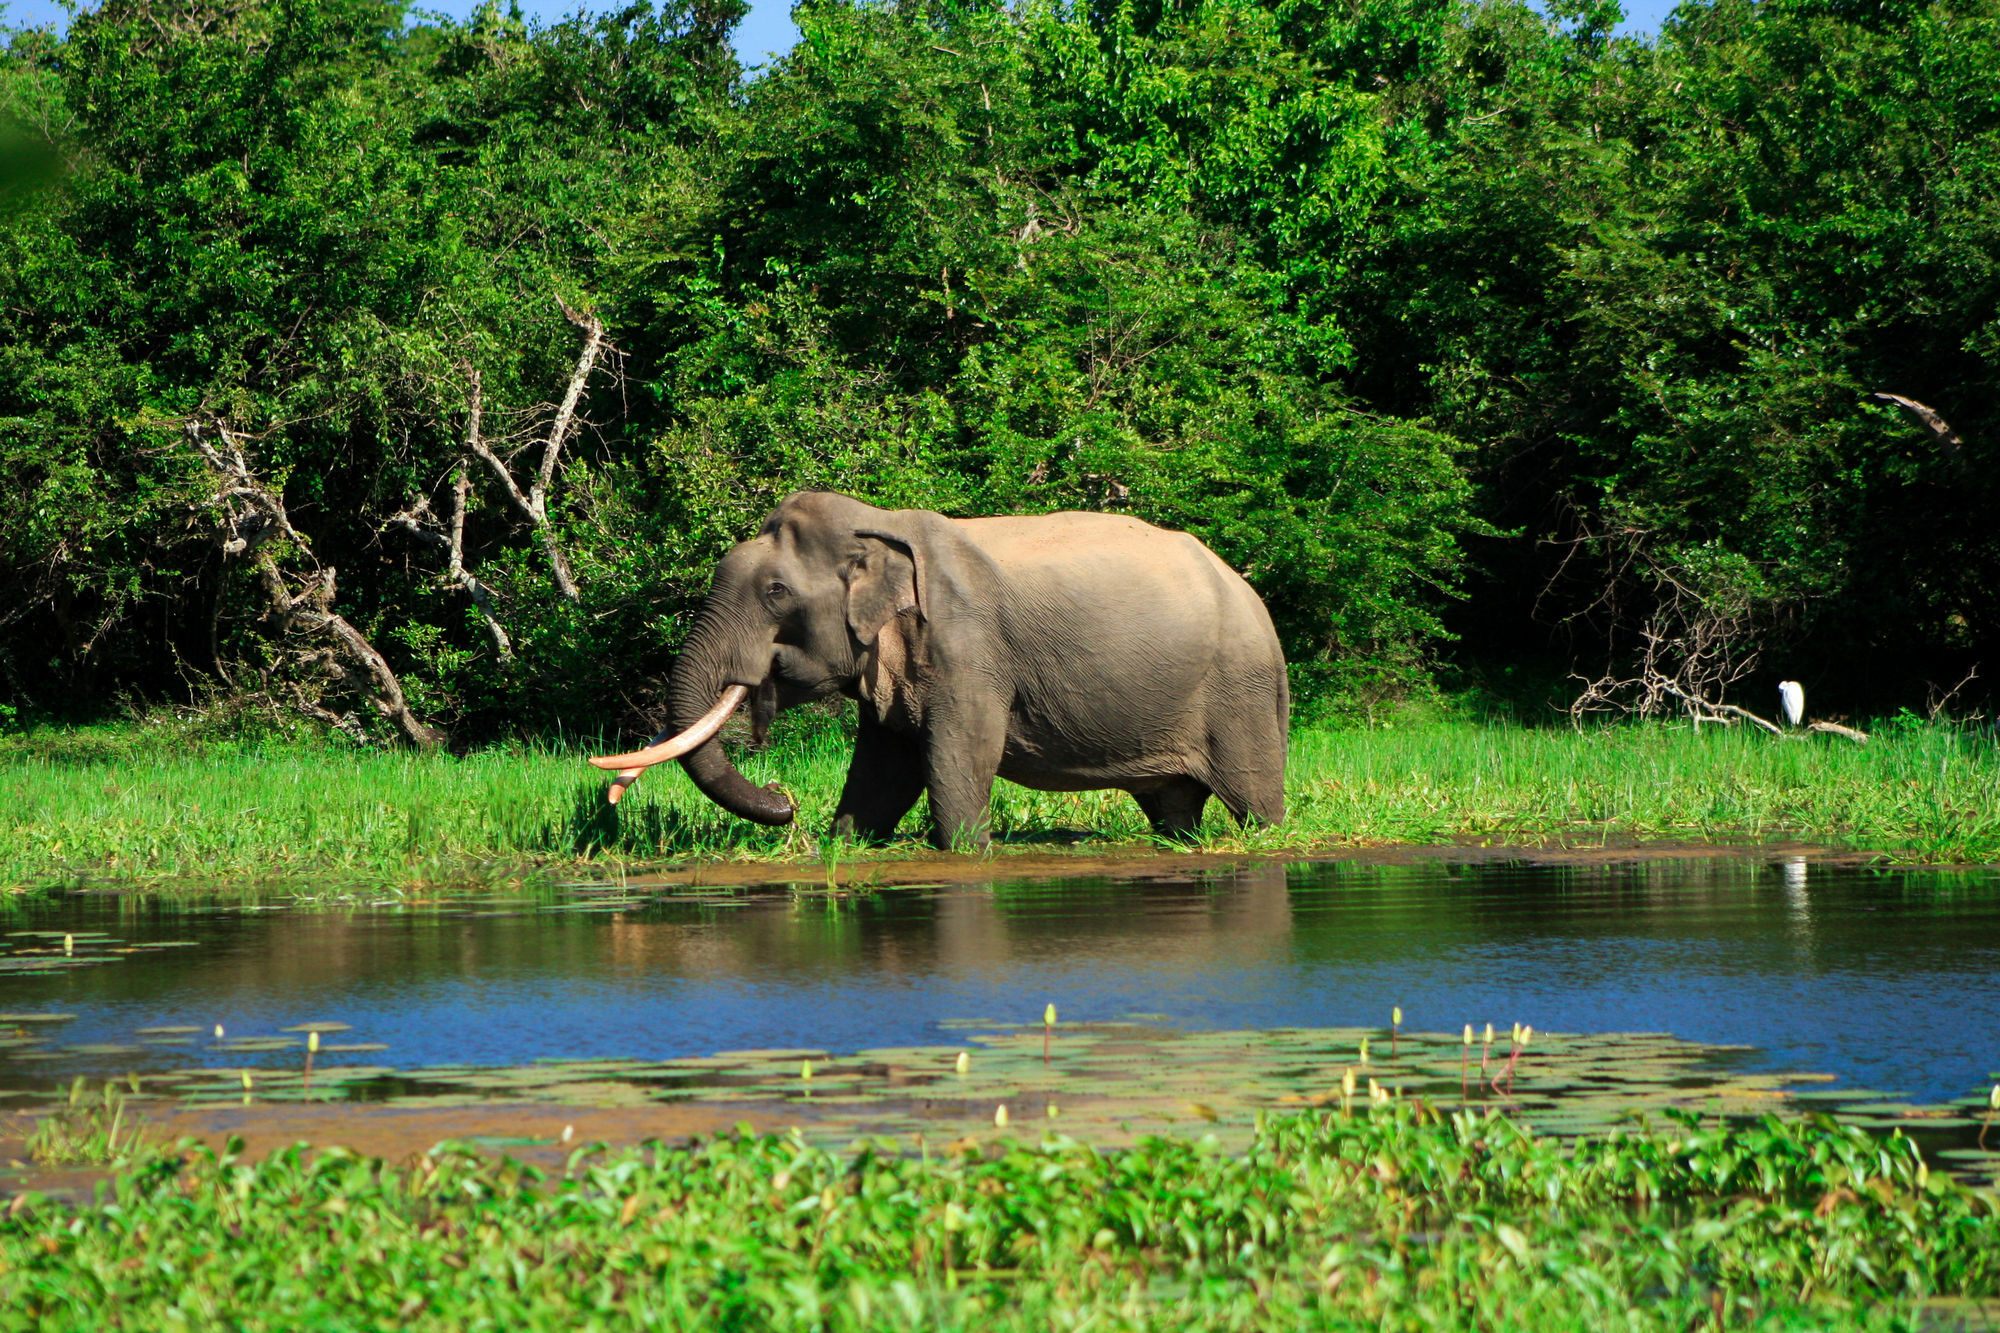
1287;719;2000;861
4;716;1999;892
5;1107;1998;1330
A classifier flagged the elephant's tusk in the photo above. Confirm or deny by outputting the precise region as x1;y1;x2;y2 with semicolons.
590;685;751;801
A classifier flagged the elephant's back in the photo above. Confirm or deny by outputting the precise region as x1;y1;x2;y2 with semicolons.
954;512;1230;589
955;510;1283;727
954;511;1272;645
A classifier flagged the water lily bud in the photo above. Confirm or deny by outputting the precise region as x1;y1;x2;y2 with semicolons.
561;1124;574;1144
772;1170;791;1192
1463;1024;1474;1045
1918;1161;1930;1190
215;1025;225;1040
1358;1037;1370;1064
1520;1025;1532;1047
800;1059;813;1082
1368;1078;1383;1104
1990;1085;1999;1110
63;934;73;955
240;1070;252;1090
1392;1007;1402;1028
994;1104;1010;1128
1483;1023;1494;1045
1045;1003;1057;1026
1342;1068;1356;1097
1047;1103;1059;1119
308;1031;320;1054
955;1051;970;1075
821;1186;836;1212
1512;1022;1522;1044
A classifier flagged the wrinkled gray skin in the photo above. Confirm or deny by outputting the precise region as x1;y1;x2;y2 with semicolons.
663;492;1288;850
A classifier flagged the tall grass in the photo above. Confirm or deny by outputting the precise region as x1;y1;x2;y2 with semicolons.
1287;719;2000;860
4;717;1998;891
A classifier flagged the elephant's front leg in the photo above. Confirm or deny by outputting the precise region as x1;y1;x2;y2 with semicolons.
922;693;1009;852
832;712;926;844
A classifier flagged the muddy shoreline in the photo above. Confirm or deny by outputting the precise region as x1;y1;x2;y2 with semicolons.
16;835;1921;901
614;836;1894;893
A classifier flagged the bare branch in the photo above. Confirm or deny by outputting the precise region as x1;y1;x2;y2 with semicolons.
463;367;537;520
1927;665;1982;723
389;384;516;660
1874;392;1967;473
288;685;375;746
541;302;608;508
387;502;450;551
447;462;514;658
459;307;610;606
1655;681;1782;735
191;419;445;749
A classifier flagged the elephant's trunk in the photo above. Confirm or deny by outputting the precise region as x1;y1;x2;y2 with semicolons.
659;599;796;826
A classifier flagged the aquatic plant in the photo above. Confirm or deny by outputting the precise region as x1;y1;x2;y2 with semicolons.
22;1077;142;1166
3;1107;1997;1331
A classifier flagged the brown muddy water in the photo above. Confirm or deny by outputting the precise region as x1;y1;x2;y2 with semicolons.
3;852;1999;1173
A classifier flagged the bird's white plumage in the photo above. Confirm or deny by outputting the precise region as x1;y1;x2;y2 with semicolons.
1778;680;1805;727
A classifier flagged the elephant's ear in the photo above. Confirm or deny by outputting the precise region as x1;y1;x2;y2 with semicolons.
845;534;919;646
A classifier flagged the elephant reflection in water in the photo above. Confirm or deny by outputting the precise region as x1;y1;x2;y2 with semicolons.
597;864;1297;980
594;492;1289;850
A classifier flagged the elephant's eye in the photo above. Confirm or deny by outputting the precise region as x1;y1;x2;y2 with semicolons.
765;581;790;599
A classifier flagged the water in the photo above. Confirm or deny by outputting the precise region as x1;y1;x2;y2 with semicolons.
4;855;1999;1104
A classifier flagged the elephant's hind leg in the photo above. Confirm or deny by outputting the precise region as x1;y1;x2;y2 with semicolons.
1203;722;1287;829
1206;776;1283;829
1133;778;1212;841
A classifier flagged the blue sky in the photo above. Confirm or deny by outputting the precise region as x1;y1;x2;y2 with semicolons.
6;0;1684;59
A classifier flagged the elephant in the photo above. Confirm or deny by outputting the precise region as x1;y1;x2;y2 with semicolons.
590;491;1288;849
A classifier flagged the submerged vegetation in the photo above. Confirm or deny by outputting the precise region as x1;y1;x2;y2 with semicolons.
5;1107;1999;1329
5;717;1999;891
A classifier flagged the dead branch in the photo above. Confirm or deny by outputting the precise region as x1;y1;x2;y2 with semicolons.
1926;665;1982;723
465;305;610;604
1655;681;1782;735
289;684;377;746
1555;504;1793;743
1874;392;1967;474
190;420;445;749
388;373;515;659
1807;720;1869;743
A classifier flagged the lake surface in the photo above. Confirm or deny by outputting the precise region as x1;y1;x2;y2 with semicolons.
4;854;1999;1104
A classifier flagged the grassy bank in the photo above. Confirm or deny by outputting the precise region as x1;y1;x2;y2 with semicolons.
6;1107;1997;1330
4;717;1999;891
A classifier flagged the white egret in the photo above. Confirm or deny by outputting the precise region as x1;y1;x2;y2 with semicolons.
1778;680;1805;727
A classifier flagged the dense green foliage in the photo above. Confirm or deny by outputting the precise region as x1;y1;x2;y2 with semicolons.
1;0;1995;738
5;1108;1998;1328
6;718;1998;889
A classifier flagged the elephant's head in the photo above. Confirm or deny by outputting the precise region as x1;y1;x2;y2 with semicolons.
589;492;942;819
